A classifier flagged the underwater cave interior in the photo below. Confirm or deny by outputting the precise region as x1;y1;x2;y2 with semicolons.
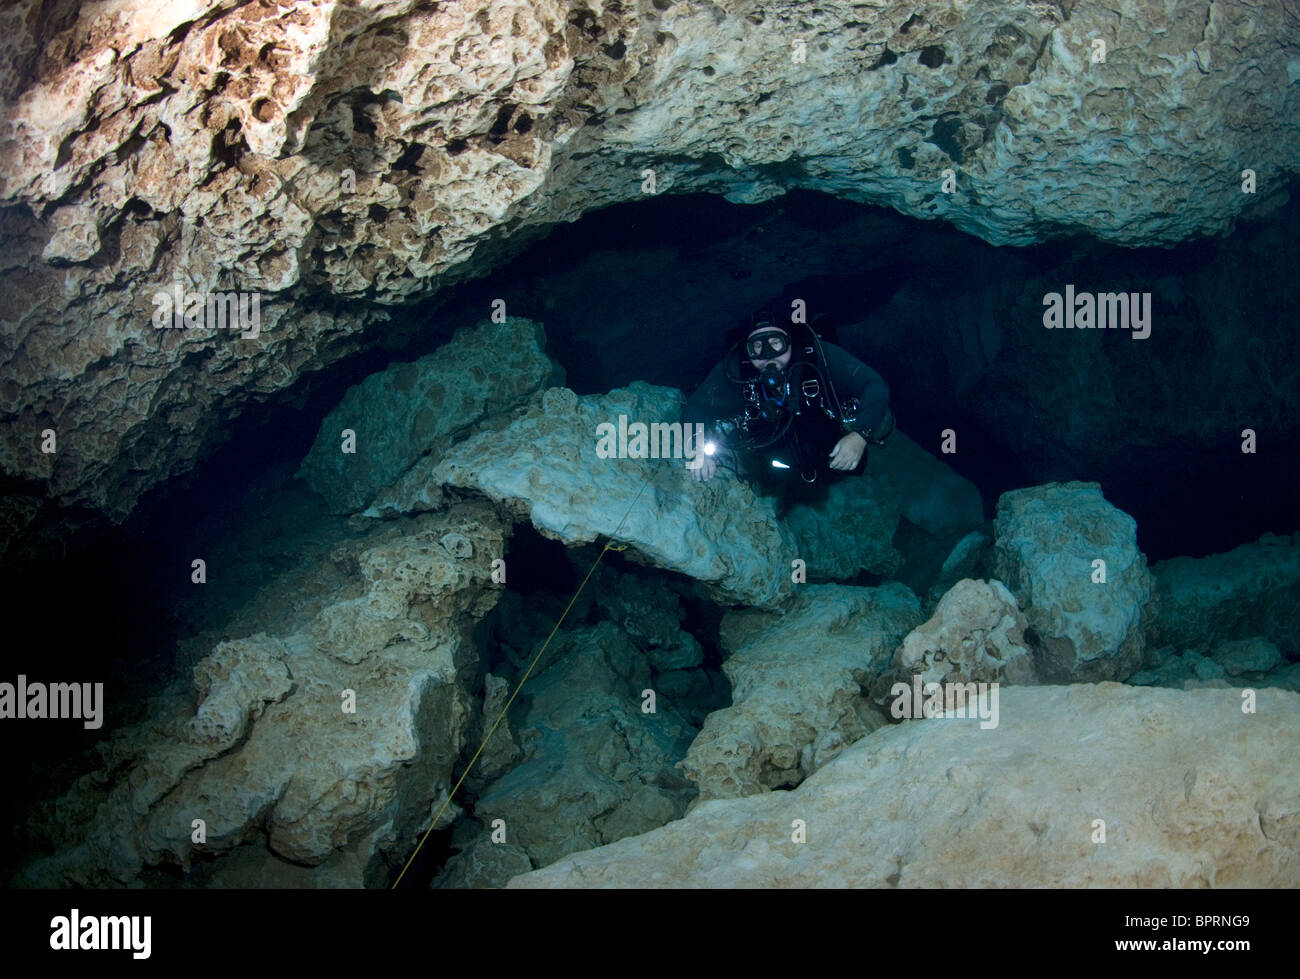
4;183;1299;888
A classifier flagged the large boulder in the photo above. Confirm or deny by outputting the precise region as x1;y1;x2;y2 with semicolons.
680;583;921;801
20;505;507;887
511;684;1300;888
1148;533;1300;656
881;578;1036;701
373;382;800;608
371;382;952;604
298;318;557;513
993;482;1154;682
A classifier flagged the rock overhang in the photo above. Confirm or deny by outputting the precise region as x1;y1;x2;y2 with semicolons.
1;0;1297;522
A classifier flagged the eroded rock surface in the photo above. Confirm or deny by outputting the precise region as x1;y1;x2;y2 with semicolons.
994;482;1154;682
4;0;1296;517
374;382;799;608
886;577;1035;695
680;583;921;801
372;379;981;606
512;684;1300;888
299;317;558;513
19;504;506;887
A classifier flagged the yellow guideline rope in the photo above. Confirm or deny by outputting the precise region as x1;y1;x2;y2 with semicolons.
391;473;654;888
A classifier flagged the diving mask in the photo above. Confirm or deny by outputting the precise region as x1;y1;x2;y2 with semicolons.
745;328;790;361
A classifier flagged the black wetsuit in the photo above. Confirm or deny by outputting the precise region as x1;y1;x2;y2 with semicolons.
682;338;890;481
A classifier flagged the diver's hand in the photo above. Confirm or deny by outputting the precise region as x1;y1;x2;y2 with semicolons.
829;432;867;471
688;453;718;481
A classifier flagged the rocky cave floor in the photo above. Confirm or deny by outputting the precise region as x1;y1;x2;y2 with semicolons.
4;0;1300;892
8;309;1299;890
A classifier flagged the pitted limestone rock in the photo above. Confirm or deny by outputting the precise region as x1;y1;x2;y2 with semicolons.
4;0;1297;518
19;504;507;887
299;318;557;514
993;482;1154;683
680;583;922;802
187;635;294;746
886;578;1035;698
373;382;799;609
512;684;1300;888
374;381;972;605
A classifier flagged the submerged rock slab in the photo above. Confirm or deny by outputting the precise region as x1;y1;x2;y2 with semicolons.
374;382;799;608
994;482;1154;682
680;583;921;801
1149;534;1300;655
299;318;557;514
511;684;1300;888
373;382;975;603
20;505;507;887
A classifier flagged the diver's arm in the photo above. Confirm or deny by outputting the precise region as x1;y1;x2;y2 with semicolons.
821;342;890;438
682;359;745;481
681;359;745;431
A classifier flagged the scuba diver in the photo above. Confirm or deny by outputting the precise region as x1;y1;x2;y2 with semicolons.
682;312;894;488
